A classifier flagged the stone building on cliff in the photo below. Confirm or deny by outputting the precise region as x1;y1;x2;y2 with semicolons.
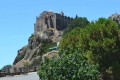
34;11;71;33
12;11;72;73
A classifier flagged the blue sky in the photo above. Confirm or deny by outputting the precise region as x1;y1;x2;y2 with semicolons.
0;0;120;69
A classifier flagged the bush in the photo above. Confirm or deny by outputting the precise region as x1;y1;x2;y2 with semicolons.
13;53;25;64
38;39;56;56
38;18;120;80
63;17;89;35
60;18;120;79
38;50;99;80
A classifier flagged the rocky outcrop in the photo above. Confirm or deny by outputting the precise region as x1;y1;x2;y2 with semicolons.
42;50;59;62
13;11;71;70
109;13;120;26
13;34;45;65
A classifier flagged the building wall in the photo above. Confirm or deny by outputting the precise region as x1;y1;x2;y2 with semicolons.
34;11;71;33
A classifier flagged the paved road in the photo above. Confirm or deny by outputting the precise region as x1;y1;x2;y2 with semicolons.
0;72;39;80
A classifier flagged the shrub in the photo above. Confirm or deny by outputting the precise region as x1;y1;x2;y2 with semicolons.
60;18;120;79
38;18;120;80
38;51;99;80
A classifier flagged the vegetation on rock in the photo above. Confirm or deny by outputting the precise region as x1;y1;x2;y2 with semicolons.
13;52;26;65
1;65;12;73
11;12;120;80
38;18;120;80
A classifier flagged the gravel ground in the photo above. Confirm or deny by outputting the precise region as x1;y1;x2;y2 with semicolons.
0;72;39;80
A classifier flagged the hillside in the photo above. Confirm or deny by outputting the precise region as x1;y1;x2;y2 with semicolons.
13;12;120;70
13;11;72;70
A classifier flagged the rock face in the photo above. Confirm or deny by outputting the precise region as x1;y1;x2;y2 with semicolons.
109;13;120;26
42;50;59;62
13;11;72;70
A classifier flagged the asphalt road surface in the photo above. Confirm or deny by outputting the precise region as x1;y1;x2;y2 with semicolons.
0;72;39;80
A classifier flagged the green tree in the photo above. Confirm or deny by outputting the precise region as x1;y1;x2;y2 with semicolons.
63;17;89;35
38;51;99;80
69;17;89;28
60;18;120;80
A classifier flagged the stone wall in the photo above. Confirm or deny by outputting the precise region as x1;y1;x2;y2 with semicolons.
34;11;71;33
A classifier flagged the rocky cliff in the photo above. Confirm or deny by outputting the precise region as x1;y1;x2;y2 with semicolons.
109;13;120;26
13;11;72;69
